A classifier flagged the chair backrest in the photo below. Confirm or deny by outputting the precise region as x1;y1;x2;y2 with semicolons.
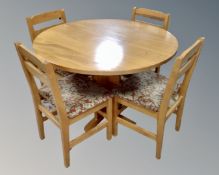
131;7;170;30
15;42;67;122
26;9;67;42
159;37;205;116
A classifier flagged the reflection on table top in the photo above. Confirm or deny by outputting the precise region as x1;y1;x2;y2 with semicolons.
33;19;178;75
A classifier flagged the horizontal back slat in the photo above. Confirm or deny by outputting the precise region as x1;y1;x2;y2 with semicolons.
178;56;195;78
24;61;48;85
177;37;205;78
34;23;64;37
135;8;169;21
131;7;170;30
134;20;163;29
18;44;46;72
28;9;66;25
26;9;67;41
179;38;203;66
159;37;205;117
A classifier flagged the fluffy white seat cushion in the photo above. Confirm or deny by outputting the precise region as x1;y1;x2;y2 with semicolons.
114;71;179;112
39;74;112;118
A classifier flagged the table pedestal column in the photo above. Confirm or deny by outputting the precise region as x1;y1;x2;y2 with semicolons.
92;75;121;89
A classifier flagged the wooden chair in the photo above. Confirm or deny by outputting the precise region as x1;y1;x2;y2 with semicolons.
131;7;170;73
26;9;67;42
15;42;113;167
131;7;170;30
26;9;72;77
113;37;205;159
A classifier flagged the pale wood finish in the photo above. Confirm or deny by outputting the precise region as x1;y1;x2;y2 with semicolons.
131;7;170;73
117;117;156;140
70;121;108;148
33;19;178;76
92;75;121;87
113;37;205;159
32;18;177;137
38;104;60;128
26;9;67;42
131;7;170;30
119;114;136;125
84;113;104;132
15;43;112;168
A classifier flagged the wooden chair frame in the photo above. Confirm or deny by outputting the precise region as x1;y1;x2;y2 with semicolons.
15;42;112;167
131;7;170;30
131;7;170;73
113;37;205;159
26;9;67;42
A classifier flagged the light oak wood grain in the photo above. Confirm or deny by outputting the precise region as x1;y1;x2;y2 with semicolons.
26;9;67;42
33;19;178;76
15;42;113;168
131;7;170;30
32;19;178;134
131;7;170;73
113;37;205;159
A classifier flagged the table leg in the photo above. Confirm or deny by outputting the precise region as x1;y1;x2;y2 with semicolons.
84;113;104;132
84;76;120;132
92;75;121;89
84;102;136;134
84;75;137;133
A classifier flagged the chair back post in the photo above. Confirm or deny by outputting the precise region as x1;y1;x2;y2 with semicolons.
15;43;43;106
44;63;69;125
26;9;67;42
177;38;205;98
131;7;170;30
158;57;182;118
15;42;68;124
131;6;137;21
26;18;35;42
163;14;170;30
158;37;205;120
15;42;49;139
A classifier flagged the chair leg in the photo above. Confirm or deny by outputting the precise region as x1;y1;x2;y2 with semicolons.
107;99;113;140
60;125;70;168
156;119;165;159
112;98;118;136
175;100;185;131
35;108;45;140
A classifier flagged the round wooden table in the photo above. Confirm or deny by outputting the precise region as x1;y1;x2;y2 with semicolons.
33;19;178;86
33;19;178;132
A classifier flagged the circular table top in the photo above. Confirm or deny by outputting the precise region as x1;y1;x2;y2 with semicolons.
33;19;178;75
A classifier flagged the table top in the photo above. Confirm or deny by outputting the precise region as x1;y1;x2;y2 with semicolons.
33;19;178;75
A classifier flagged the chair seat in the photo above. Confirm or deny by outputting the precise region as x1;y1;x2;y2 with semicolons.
40;74;112;118
114;71;179;112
